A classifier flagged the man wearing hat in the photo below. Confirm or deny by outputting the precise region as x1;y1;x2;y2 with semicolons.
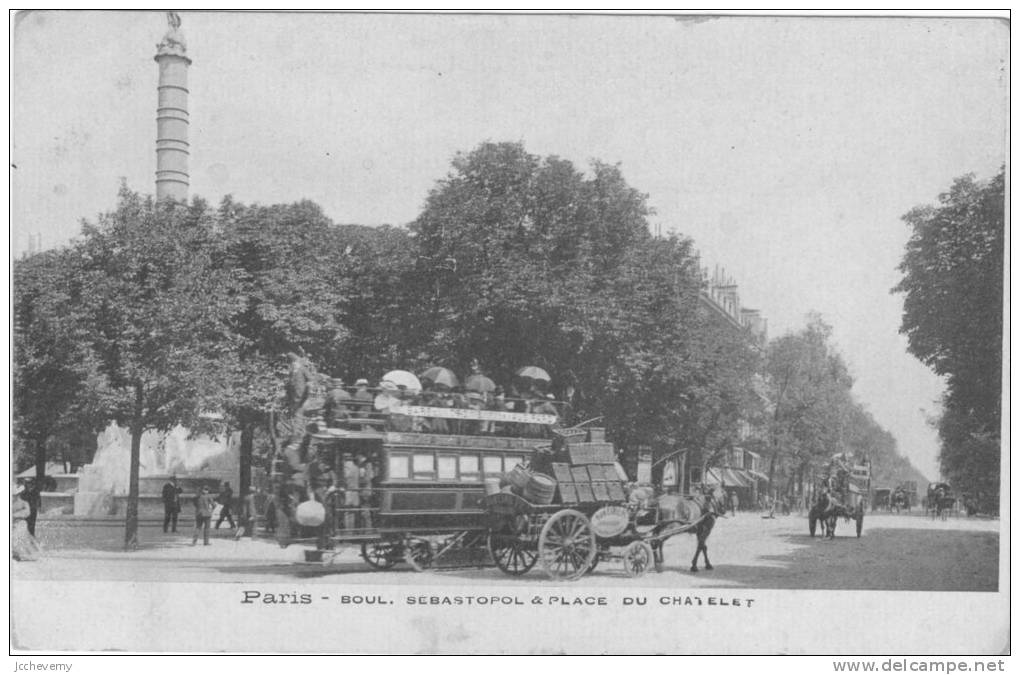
323;377;352;428
350;378;374;427
191;486;216;546
162;476;183;533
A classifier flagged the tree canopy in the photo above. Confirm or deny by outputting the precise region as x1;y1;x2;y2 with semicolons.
893;168;1003;509
69;188;246;547
12;140;934;544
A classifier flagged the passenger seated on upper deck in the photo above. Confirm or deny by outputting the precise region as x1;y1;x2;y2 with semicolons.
463;391;487;435
449;386;469;435
349;379;376;429
323;377;352;428
375;380;414;432
420;385;451;434
524;393;559;438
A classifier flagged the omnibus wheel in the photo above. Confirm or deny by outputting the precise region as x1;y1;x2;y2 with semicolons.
361;541;398;569
538;509;596;581
487;530;538;576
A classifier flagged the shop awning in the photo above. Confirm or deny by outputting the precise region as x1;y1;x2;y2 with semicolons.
747;469;770;482
706;467;751;488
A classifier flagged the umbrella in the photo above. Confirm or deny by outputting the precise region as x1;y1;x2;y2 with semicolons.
419;366;460;390
381;369;422;393
464;374;496;393
516;366;551;383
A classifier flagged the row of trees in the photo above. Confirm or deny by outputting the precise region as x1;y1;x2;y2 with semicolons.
13;141;926;547
894;168;1004;511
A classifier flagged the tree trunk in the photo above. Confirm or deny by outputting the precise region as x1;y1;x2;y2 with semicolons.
239;421;254;495
34;435;47;482
124;383;144;551
678;452;687;495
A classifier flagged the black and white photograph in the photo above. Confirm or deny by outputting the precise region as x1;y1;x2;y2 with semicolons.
9;10;1008;657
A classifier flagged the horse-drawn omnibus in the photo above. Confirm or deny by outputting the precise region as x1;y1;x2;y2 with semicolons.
270;401;720;580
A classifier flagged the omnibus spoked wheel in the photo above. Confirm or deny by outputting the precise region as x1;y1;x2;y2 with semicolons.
487;530;538;576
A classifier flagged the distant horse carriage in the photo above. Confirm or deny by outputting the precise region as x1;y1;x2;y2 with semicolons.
926;482;956;520
891;488;910;514
809;454;871;539
872;488;891;512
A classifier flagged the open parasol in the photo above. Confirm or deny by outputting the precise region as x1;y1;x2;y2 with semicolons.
516;366;551;383
464;373;496;393
419;366;460;390
381;369;422;393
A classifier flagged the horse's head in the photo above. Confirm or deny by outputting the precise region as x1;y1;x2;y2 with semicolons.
696;484;726;517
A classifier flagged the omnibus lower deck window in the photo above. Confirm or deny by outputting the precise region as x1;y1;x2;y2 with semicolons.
437;455;458;480
389;454;410;480
482;456;503;476
413;453;436;480
460;455;481;482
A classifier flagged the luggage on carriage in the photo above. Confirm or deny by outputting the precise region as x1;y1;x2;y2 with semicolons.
483;429;722;581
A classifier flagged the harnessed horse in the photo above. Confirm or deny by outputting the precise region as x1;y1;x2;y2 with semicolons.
933;488;954;520
813;478;853;539
652;486;725;573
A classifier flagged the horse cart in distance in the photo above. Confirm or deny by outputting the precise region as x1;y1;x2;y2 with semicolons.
926;482;956;520
871;487;891;512
809;453;871;539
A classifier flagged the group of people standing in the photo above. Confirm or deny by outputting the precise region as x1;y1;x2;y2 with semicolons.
161;477;256;545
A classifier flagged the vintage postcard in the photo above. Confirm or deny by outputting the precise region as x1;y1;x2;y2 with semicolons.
9;11;1008;657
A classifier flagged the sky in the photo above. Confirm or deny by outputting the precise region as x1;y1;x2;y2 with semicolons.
11;11;1008;481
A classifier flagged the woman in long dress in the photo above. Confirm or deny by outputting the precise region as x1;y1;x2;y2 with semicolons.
12;484;41;561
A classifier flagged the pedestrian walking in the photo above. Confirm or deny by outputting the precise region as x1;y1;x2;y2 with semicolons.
215;481;235;529
162;476;183;533
191;486;215;546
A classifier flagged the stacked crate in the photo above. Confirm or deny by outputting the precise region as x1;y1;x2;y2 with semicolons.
552;437;626;504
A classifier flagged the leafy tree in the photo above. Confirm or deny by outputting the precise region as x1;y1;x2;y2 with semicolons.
216;198;355;490
893;169;1004;504
410;141;653;381
409;141;761;476
763;317;854;488
13;249;105;481
323;224;422;379
70;188;245;549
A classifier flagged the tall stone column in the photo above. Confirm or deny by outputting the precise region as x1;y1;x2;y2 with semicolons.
154;14;191;202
